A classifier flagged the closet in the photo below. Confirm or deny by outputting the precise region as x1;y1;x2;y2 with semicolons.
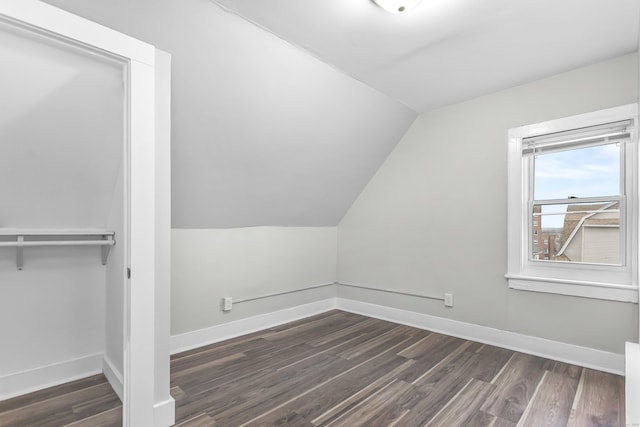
0;2;172;426
0;17;126;404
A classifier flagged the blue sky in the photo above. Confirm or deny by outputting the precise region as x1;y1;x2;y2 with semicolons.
534;143;620;228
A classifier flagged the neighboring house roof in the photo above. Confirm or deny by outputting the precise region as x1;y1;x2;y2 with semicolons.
555;202;619;259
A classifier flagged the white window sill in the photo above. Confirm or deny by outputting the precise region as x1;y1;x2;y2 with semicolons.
506;274;638;303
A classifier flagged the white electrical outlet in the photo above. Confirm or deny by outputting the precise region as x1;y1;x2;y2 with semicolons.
222;297;233;312
444;293;454;308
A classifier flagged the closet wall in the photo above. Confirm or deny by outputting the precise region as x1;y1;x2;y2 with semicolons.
0;20;126;399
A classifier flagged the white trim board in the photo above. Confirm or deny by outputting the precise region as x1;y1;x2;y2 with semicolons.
335;298;624;375
0;0;155;65
154;397;175;427
170;298;337;355
0;353;103;401
102;355;124;402
626;342;640;424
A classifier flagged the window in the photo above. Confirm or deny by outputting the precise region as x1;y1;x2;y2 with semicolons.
507;104;638;302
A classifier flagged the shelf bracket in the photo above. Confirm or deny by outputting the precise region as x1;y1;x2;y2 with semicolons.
101;234;114;266
16;235;24;270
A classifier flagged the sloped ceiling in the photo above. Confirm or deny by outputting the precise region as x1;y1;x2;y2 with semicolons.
213;0;640;112
37;0;639;229
0;20;124;228
42;0;417;228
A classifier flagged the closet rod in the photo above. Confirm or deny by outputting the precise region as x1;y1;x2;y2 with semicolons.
0;229;115;236
0;230;116;270
0;240;115;247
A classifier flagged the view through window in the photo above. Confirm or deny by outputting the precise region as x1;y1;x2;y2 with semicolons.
530;141;622;265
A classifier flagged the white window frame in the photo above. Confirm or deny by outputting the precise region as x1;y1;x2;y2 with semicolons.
507;104;638;303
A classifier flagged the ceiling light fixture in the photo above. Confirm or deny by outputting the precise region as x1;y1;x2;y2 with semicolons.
372;0;421;14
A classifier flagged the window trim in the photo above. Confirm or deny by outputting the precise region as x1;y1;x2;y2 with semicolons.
506;104;638;303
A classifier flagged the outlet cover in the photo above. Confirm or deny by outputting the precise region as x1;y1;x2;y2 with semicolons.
222;297;233;311
444;293;454;307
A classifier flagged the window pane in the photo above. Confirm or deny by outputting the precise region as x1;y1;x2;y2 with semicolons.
531;201;620;265
534;143;620;200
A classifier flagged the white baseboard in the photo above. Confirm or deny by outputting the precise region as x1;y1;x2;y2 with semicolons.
0;353;103;401
103;355;174;427
170;298;336;354
102;355;123;402
169;296;625;374
154;396;176;427
626;342;640;424
336;298;625;375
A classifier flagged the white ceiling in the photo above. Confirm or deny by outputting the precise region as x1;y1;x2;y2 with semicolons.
213;0;640;112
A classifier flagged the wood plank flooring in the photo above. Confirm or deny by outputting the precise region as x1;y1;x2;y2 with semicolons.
0;374;121;427
0;310;626;426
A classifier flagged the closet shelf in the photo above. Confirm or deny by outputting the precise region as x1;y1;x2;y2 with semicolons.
0;229;115;270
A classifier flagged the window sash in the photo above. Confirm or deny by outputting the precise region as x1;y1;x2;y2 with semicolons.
526;130;627;266
522;119;632;156
528;197;624;266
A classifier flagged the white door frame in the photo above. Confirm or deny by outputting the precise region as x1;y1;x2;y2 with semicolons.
0;2;158;425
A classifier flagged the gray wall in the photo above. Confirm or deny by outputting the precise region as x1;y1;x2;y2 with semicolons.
171;227;337;335
338;53;639;354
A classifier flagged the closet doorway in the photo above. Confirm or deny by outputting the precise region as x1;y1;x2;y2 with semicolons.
0;2;166;426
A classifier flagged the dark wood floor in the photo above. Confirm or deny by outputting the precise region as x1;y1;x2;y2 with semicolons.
0;310;625;426
0;374;121;427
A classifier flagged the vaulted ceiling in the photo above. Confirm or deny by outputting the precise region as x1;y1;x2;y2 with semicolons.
40;0;639;228
43;0;417;228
